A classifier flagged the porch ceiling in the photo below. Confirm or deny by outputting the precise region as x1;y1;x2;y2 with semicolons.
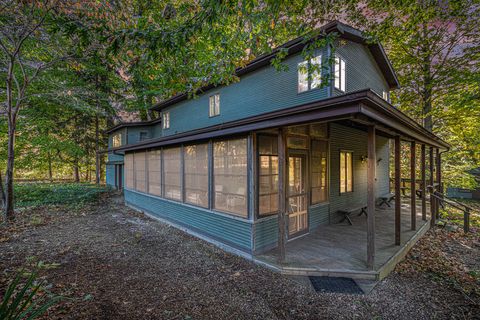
113;89;449;153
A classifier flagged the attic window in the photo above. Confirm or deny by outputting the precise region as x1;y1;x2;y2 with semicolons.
139;131;149;141
334;55;346;92
112;133;122;147
162;112;170;129
298;55;322;93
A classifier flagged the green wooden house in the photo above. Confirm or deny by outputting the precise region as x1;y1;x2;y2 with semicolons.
105;21;448;279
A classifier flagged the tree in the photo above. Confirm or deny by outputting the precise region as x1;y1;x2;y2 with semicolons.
0;0;112;219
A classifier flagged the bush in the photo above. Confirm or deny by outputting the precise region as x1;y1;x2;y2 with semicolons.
14;183;109;208
0;269;62;320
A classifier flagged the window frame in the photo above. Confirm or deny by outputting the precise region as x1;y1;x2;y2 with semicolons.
339;150;353;194
297;54;323;93
310;138;329;205
139;131;149;141
256;134;279;218
209;93;220;117
183;142;210;208
334;54;346;92
162;112;170;129
112;133;123;148
212;136;249;218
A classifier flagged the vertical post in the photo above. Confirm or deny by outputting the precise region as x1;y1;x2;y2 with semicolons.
277;128;287;262
436;148;441;219
429;147;435;226
421;144;427;221
367;126;376;270
394;136;401;245
410;141;416;230
464;208;470;233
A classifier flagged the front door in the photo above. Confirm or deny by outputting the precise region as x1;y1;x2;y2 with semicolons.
287;153;308;238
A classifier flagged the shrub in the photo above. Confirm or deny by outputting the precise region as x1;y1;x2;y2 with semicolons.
0;270;62;320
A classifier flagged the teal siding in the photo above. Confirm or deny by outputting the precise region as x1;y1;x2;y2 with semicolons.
254;216;278;252
162;48;329;136
309;203;329;229
107;152;124;163
106;164;115;187
333;40;389;97
124;189;253;251
328;123;390;223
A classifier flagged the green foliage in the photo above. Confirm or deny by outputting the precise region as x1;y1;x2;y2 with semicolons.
13;183;109;209
0;269;62;320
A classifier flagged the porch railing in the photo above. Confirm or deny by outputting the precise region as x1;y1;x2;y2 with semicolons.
427;186;478;233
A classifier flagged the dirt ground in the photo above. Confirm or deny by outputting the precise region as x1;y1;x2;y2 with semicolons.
1;193;479;320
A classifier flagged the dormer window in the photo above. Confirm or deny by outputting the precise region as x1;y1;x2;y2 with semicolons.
209;93;220;117
298;55;322;93
162;112;170;129
139;131;149;141
334;55;346;92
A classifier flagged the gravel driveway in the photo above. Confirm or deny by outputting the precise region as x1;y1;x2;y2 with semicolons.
0;194;478;319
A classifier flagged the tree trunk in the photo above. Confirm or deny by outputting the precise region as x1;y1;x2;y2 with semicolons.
5;121;16;221
421;25;433;132
74;160;80;182
95;115;100;184
0;169;6;209
47;151;53;182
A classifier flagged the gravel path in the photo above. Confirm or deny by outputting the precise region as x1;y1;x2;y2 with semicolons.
0;194;478;319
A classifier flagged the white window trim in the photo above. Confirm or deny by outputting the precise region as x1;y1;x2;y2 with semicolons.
334;54;346;92
298;54;322;93
162;112;170;129
209;93;220;117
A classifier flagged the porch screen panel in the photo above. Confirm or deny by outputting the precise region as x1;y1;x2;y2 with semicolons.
258;135;279;216
213;138;248;217
311;140;328;203
134;151;146;192
148;150;162;196
125;153;134;189
184;144;209;208
163;147;182;201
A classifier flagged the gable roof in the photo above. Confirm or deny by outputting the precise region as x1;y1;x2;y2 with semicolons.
151;20;400;112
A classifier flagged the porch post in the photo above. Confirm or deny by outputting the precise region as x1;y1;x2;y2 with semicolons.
277;128;287;262
436;148;441;219
421;144;427;221
410;141;416;231
367;126;376;270
394;136;401;245
429;147;435;226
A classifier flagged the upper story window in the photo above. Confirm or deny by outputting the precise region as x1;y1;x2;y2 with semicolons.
334;55;346;92
298;55;322;93
162;112;170;129
112;133;122;147
382;90;389;102
209;94;220;117
139;131;149;141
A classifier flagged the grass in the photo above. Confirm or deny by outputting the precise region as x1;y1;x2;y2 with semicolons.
14;183;110;209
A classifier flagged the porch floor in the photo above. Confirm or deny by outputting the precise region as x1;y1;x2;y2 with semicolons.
255;200;430;280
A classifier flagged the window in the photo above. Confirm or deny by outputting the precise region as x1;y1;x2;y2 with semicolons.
125;153;134;189
298;54;322;93
334;55;346;92
148;150;162;196
382;90;389;102
213;138;248;217
139;131;149;141
112;133;122;147
209;94;220;117
258;136;279;216
134;152;146;192
163;147;182;200
340;151;353;193
184;144;209;208
311;140;328;203
162;112;170;129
